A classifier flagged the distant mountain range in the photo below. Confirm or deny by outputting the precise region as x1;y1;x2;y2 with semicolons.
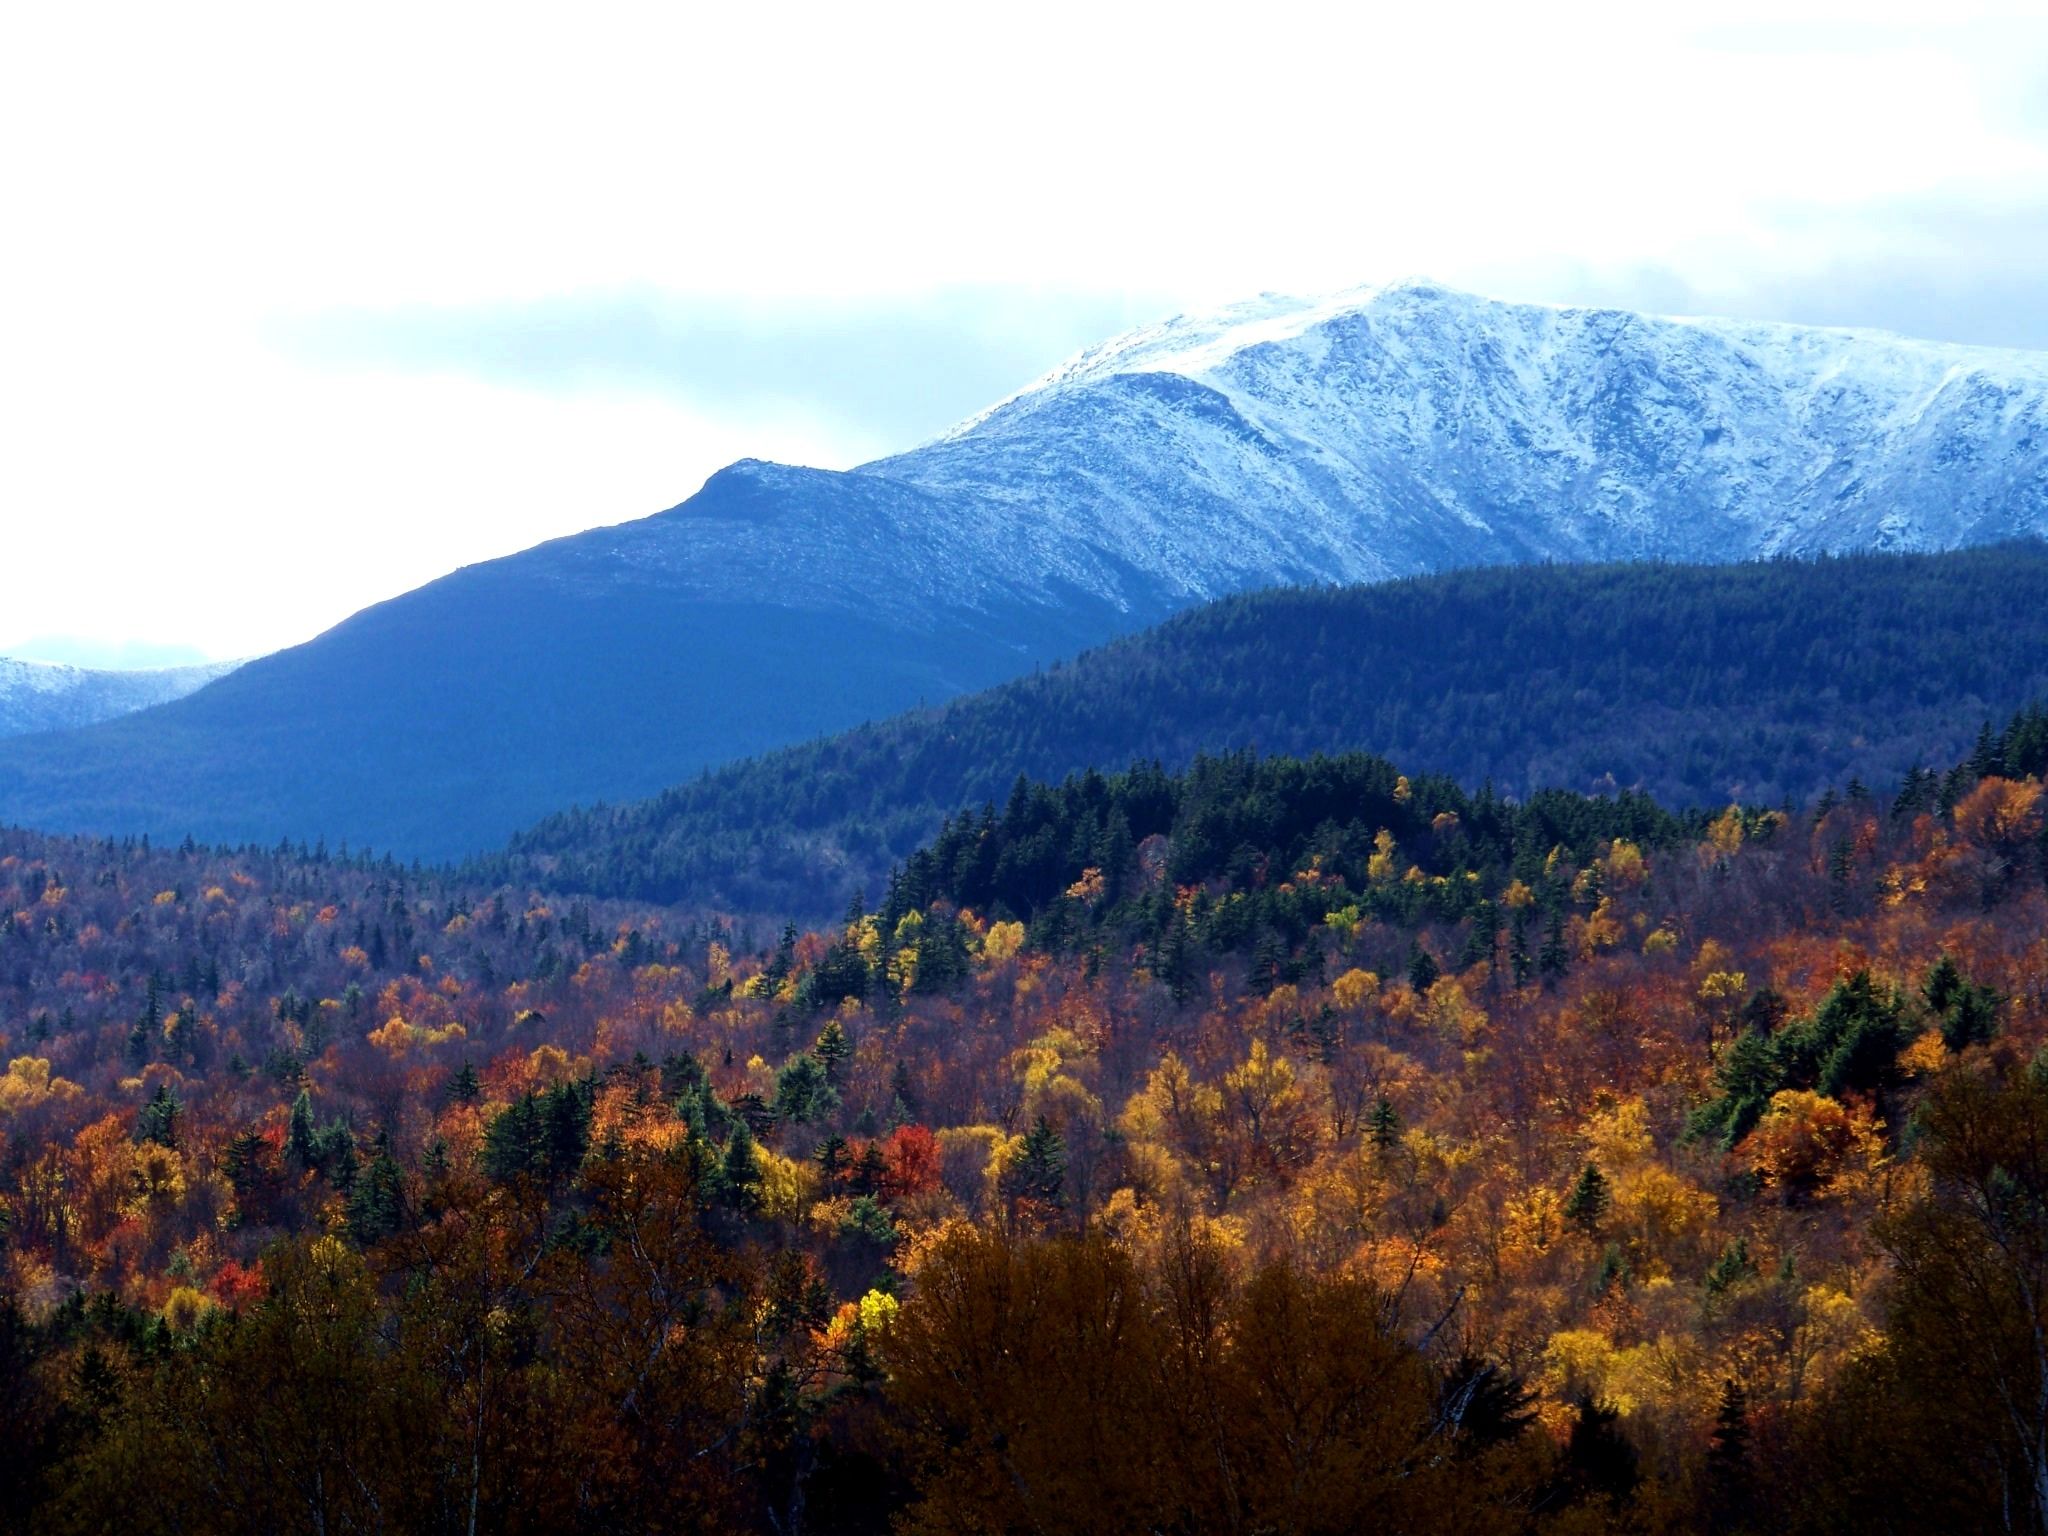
0;656;241;739
3;282;2045;857
477;547;2048;916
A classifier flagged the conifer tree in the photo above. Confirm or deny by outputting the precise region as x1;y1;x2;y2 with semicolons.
814;1018;851;1085
1406;942;1440;994
1509;909;1534;986
1369;1097;1402;1152
1539;910;1570;980
1007;1116;1067;1209
348;1138;405;1246
1704;1378;1753;1532
136;1083;182;1151
722;1124;763;1213
286;1088;319;1171
1564;1163;1610;1234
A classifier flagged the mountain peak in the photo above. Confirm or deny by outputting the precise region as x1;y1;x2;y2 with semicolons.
6;282;2047;857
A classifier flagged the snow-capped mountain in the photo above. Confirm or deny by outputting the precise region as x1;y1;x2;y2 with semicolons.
0;656;241;739
2;280;2044;858
642;279;2048;623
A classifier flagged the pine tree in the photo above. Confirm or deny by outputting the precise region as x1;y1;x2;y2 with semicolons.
221;1130;276;1226
851;1142;888;1199
1538;910;1570;980
136;1083;182;1150
722;1124;763;1213
482;1092;545;1184
774;1053;838;1125
815;1135;850;1187
1704;1378;1754;1532
1509;909;1534;986
445;1062;481;1105
1459;902;1499;970
1007;1116;1067;1209
348;1139;405;1246
164;1004;197;1066
1406;942;1441;994
1970;719;2005;780
1563;1163;1610;1234
127;977;160;1067
1161;914;1196;1006
286;1089;319;1171
813;1018;851;1085
1827;838;1855;915
1368;1097;1402;1151
1706;1237;1755;1297
542;1079;593;1181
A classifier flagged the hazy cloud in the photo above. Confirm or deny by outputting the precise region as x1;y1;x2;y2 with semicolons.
1463;193;2048;352
270;288;1163;454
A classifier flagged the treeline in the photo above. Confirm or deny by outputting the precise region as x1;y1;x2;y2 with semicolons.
480;545;2048;915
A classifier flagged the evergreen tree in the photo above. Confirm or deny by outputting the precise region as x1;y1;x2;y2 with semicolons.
813;1018;851;1086
815;1135;850;1188
721;1124;763;1213
1556;1397;1640;1508
1538;910;1570;980
322;1125;360;1194
1705;1237;1755;1297
1704;1378;1754;1533
774;1053;838;1125
1925;955;2000;1051
1459;903;1498;970
481;1093;546;1184
851;1142;888;1199
1508;909;1534;986
163;1005;197;1066
445;1061;482;1105
1563;1163;1610;1235
1007;1116;1067;1209
221;1130;276;1226
1406;942;1440;994
126;977;160;1067
541;1079;593;1180
1160;914;1197;1006
1369;1097;1402;1152
286;1089;319;1171
135;1084;182;1151
347;1139;405;1246
1826;838;1855;915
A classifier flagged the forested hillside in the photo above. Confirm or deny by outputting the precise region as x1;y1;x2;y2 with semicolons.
490;546;2048;915
3;728;2048;1531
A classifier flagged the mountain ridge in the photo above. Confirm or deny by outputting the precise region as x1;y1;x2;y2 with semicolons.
3;281;2045;856
478;546;2048;917
0;655;242;739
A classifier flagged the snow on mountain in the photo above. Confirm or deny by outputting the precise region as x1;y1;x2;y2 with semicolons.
3;280;2044;859
0;656;242;738
634;280;2048;628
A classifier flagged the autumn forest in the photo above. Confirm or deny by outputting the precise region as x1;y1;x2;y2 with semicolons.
0;706;2044;1534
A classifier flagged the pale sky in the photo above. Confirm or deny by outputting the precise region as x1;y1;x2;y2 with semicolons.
3;1;2045;664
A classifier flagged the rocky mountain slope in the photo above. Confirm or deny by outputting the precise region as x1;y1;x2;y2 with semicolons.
3;282;2043;857
0;656;240;738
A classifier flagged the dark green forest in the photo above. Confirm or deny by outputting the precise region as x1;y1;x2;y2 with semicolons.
483;546;2048;914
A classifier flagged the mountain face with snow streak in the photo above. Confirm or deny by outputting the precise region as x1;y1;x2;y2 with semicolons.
2;281;2044;858
671;279;2048;621
0;657;241;739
